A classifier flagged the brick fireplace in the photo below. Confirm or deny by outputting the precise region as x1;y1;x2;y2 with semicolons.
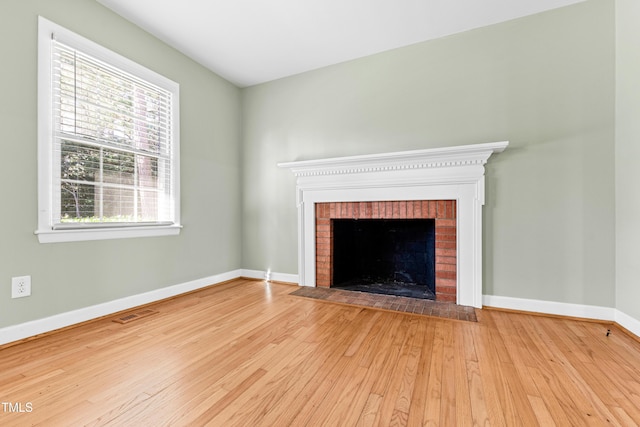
278;141;508;308
315;200;457;302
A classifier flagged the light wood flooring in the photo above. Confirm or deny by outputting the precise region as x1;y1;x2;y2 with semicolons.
1;278;639;426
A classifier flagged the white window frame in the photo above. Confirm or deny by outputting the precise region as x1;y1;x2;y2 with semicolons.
36;17;181;243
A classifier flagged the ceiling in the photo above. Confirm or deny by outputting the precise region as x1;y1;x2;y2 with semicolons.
97;0;586;88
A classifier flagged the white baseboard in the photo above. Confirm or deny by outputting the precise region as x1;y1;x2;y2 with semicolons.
615;309;640;338
483;294;640;338
4;279;636;346
241;269;299;284
0;269;243;346
482;294;616;321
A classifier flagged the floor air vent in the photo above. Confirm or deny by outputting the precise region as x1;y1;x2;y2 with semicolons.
112;309;158;324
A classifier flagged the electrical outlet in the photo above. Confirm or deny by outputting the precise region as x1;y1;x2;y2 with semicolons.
11;276;31;298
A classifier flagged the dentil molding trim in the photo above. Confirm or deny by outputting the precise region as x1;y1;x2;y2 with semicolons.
278;141;508;177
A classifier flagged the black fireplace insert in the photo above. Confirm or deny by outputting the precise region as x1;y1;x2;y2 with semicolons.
332;219;436;299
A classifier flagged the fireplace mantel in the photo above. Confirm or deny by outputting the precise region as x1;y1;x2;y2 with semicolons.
279;141;508;178
278;141;508;308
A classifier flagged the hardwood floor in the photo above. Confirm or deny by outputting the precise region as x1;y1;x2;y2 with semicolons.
1;278;639;426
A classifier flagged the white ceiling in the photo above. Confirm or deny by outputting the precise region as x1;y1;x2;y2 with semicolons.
97;0;585;88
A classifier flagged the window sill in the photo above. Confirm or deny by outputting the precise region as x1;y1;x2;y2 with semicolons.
35;224;182;243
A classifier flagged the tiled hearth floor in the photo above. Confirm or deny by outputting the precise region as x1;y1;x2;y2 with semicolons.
333;280;436;300
290;286;477;322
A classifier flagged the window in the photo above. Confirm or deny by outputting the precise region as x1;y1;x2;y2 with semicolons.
37;17;181;243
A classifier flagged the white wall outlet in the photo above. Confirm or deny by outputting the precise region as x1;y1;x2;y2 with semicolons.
11;276;31;298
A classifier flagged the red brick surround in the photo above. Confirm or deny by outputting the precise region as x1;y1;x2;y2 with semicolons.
315;200;457;303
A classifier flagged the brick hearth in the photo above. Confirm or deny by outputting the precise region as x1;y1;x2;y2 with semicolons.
315;200;457;303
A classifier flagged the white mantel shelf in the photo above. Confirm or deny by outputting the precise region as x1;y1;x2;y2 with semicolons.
277;141;508;177
279;141;508;308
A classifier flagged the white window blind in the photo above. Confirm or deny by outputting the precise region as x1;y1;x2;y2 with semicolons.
52;40;174;228
37;17;181;242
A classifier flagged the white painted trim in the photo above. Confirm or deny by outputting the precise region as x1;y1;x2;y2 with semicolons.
241;269;299;284
483;294;640;338
483;294;616;321
36;17;181;243
3;278;637;346
35;224;183;243
240;269;267;280
278;141;509;177
0;269;242;346
270;272;299;284
279;142;508;308
615;309;640;338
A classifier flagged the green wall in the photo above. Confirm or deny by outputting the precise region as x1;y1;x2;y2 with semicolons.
242;0;616;307
0;0;242;328
615;0;640;321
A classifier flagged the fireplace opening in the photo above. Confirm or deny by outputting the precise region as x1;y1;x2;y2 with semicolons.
332;219;436;300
